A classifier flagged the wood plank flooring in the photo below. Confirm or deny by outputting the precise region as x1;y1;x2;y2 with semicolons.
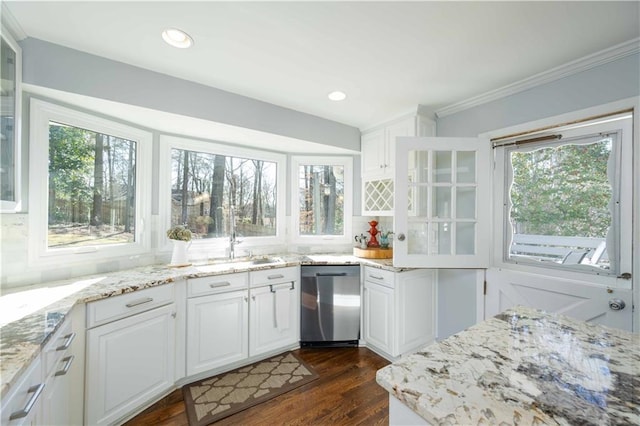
124;347;390;426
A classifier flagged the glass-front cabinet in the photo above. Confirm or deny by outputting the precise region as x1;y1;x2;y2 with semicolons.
1;26;21;212
393;137;491;268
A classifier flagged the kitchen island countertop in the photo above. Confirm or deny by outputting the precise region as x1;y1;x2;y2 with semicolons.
0;253;406;398
376;305;639;425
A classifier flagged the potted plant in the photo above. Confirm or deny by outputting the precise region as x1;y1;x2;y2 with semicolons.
167;225;192;266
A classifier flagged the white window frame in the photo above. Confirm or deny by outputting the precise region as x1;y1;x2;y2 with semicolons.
158;135;287;254
1;25;22;213
28;99;152;266
291;155;353;245
485;98;636;289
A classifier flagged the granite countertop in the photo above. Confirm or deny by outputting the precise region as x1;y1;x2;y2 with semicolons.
0;253;404;398
376;306;640;425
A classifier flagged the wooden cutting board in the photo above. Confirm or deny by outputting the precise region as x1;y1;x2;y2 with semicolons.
353;247;393;259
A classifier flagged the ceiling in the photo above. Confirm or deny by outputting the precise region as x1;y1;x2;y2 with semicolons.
4;1;640;130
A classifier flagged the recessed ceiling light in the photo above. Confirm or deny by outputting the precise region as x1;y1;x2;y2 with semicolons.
328;91;347;101
162;28;193;49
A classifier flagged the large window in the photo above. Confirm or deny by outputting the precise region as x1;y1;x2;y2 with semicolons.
160;136;285;251
292;156;352;242
498;114;632;275
29;99;152;264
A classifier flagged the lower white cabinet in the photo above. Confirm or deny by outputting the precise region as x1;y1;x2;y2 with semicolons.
186;289;249;376
363;266;436;358
0;354;43;426
85;302;176;425
249;280;299;357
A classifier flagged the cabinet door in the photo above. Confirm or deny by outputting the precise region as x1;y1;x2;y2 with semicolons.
41;357;74;426
361;129;385;176
86;304;176;425
394;137;491;268
249;283;299;357
396;271;436;354
385;117;416;176
363;281;394;355
186;290;248;376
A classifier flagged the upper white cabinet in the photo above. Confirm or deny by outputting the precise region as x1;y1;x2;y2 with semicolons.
393;137;491;268
361;114;435;215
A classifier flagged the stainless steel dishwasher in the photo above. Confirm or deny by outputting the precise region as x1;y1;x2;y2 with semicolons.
300;265;360;347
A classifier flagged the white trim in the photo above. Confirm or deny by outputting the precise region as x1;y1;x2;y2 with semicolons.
436;38;640;118
28;99;153;267
1;24;22;213
290;155;353;244
158;134;287;256
0;3;27;41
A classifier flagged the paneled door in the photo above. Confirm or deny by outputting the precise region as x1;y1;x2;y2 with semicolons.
393;137;491;268
486;268;632;331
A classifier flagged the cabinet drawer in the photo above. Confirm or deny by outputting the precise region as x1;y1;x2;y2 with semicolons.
250;266;298;287
363;266;395;288
188;272;248;298
86;284;174;328
0;357;43;426
42;319;74;378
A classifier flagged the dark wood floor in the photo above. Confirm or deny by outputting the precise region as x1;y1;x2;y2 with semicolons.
124;347;390;426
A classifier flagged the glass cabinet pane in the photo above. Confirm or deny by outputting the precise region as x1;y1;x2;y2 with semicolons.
1;36;17;203
456;223;475;254
433;151;452;183
432;222;452;255
433;187;451;218
456;187;476;219
408;220;428;255
456;151;476;183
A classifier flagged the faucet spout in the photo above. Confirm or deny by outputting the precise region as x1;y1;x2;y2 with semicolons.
228;205;241;260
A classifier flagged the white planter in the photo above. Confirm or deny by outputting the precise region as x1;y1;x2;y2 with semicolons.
170;240;191;266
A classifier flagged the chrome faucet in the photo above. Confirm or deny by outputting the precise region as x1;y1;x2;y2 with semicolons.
229;206;241;260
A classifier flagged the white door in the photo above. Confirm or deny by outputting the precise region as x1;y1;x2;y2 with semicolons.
489;112;634;331
363;281;394;355
396;270;436;354
249;283;298;357
41;356;75;426
86;304;176;425
186;290;248;376
394;137;491;268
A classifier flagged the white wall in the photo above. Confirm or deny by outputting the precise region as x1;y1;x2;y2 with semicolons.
435;53;640;337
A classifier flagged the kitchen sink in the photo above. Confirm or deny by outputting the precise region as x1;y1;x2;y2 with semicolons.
249;257;282;265
193;257;283;273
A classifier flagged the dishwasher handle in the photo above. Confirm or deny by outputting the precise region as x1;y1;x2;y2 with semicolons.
315;272;348;277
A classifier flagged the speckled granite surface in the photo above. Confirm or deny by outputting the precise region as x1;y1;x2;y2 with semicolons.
377;306;640;425
0;253;402;398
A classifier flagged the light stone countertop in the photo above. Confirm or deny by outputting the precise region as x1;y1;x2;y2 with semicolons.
0;253;406;398
376;305;640;425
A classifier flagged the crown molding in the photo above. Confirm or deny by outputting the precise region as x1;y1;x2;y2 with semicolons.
436;38;640;118
1;3;27;41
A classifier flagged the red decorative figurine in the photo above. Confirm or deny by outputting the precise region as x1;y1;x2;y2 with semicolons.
367;220;380;248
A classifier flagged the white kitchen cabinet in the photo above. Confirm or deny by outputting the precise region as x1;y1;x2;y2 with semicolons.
249;267;300;357
362;114;435;215
0;354;43;426
85;290;176;426
186;289;249;376
363;266;436;359
40;316;78;426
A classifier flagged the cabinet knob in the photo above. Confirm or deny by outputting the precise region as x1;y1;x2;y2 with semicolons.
396;233;406;241
609;299;626;311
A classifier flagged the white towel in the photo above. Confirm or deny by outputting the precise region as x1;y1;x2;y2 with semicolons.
274;286;290;331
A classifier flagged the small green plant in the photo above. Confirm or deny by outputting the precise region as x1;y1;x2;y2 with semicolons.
167;225;192;242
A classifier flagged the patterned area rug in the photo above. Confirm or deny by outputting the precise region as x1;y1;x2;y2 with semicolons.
182;352;319;425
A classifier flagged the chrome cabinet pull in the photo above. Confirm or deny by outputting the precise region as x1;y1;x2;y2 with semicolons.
56;333;76;351
369;275;384;280
269;282;295;293
9;383;45;420
267;274;285;280
125;297;153;308
209;281;231;288
55;355;75;376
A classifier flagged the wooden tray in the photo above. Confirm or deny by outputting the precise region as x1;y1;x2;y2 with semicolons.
353;247;393;259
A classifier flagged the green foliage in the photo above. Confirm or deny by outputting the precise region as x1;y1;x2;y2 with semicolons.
510;140;611;237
